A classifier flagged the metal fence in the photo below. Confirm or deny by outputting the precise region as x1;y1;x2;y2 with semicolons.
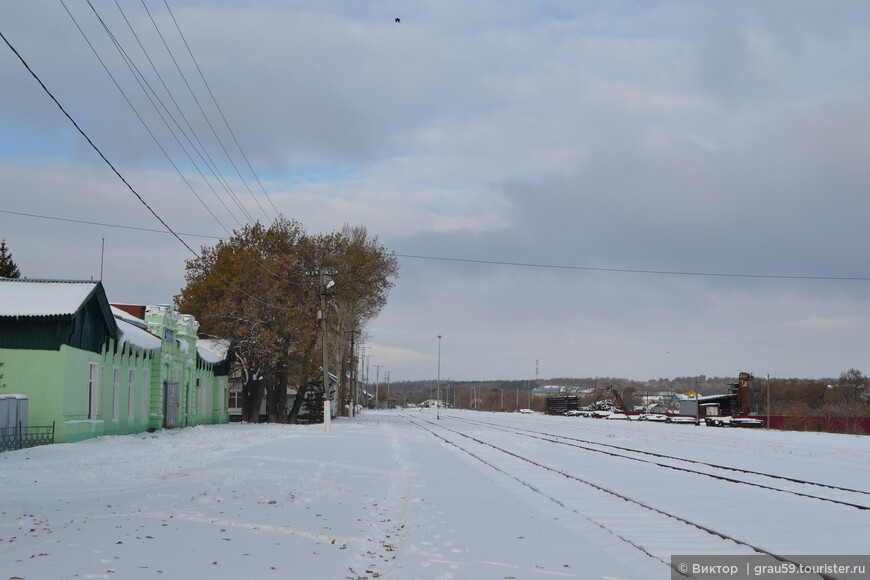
0;422;55;452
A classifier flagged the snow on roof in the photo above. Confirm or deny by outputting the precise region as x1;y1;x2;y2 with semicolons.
197;347;224;364
197;338;229;364
698;393;737;401
116;317;162;351
0;279;99;317
111;305;148;329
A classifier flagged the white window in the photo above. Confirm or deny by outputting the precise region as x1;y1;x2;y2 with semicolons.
128;370;135;419
228;386;241;409
113;369;121;421
88;362;100;419
142;370;150;418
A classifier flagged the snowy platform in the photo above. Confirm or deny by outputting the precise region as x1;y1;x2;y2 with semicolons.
1;410;867;579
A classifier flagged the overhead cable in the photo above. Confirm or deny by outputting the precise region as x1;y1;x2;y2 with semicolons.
139;0;273;224
0;28;198;257
161;0;281;219
109;0;250;228
60;0;239;234
395;254;870;281
76;0;251;229
0;29;298;310
3;208;867;282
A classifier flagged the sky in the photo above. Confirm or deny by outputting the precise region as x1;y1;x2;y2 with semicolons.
1;1;869;382
2;412;868;579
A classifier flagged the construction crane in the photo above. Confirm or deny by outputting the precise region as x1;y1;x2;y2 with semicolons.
594;386;628;412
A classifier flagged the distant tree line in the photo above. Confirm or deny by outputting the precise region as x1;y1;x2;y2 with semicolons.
390;369;869;425
750;369;868;431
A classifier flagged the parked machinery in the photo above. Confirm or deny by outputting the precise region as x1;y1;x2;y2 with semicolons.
594;386;628;412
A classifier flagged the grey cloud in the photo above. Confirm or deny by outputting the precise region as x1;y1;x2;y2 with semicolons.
3;1;870;381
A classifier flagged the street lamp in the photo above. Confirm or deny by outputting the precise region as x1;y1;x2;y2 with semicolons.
347;330;359;418
320;275;335;433
437;335;442;420
384;370;392;408
374;364;383;409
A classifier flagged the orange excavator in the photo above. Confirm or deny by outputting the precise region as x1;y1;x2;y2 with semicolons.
594;386;628;412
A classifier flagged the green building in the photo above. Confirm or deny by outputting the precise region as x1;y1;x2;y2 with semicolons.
0;278;228;443
139;304;229;429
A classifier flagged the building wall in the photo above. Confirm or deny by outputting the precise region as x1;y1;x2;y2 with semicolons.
145;306;228;430
1;347;64;428
1;300;227;444
1;340;156;443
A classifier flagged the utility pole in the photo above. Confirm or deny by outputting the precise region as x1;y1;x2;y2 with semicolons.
358;346;366;407
374;365;383;408
347;330;358;418
365;354;374;406
437;335;442;419
384;370;392;408
319;273;334;433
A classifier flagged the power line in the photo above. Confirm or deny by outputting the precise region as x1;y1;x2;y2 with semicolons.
161;0;281;220
0;210;223;239
139;0;272;224
2;209;326;290
394;254;870;282
75;0;254;230
60;0;239;234
4;208;867;282
0;28;199;258
0;28;298;310
109;0;250;229
60;2;319;289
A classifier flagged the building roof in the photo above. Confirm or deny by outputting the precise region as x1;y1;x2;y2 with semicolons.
111;305;149;328
116;317;162;351
0;278;117;352
0;279;102;317
197;339;229;364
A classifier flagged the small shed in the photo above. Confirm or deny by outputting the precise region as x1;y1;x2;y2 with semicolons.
0;394;28;430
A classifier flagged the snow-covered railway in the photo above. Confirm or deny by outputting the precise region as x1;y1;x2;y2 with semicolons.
400;410;870;578
445;413;870;511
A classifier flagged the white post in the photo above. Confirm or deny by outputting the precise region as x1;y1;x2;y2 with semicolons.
321;272;332;433
437;335;442;420
324;398;332;433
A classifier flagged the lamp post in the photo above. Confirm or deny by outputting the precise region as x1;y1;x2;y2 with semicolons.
384;370;391;408
358;346;366;409
347;330;358;418
374;364;383;409
364;354;373;407
320;274;335;433
437;335;442;420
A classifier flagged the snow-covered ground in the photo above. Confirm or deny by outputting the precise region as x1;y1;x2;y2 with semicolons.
1;410;868;580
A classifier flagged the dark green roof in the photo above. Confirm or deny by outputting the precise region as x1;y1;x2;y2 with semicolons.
0;279;118;353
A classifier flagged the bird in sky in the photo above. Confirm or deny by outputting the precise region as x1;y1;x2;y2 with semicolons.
395;18;401;23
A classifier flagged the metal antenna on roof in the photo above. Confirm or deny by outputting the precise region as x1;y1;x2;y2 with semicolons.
100;238;105;281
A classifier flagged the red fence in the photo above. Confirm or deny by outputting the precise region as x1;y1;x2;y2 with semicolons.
765;415;870;435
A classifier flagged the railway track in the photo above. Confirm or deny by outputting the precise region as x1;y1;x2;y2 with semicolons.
445;413;870;511
399;411;866;580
